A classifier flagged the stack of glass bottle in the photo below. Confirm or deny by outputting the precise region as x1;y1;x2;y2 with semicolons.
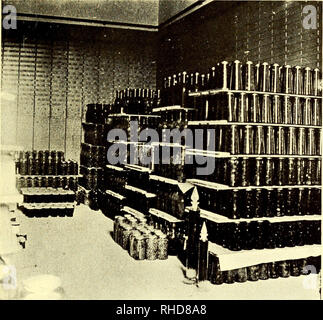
181;60;322;284
16;150;78;217
80;104;108;209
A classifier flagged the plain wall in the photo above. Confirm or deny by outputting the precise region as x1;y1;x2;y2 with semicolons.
3;0;159;26
1;21;157;160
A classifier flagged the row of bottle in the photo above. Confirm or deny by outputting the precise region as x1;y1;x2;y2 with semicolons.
16;175;78;192
105;141;154;169
208;254;321;285
114;215;168;260
79;166;104;191
189;124;321;156
21;187;75;203
162;61;322;108
198;186;321;219
147;213;185;255
80;143;106;168
21;203;75;218
206;219;321;251
104;166;127;195
150;180;187;219
187;157;321;186
82;122;107;146
153;163;185;182
106;116;160;140
125;187;155;215
17;150;64;162
18;158;78;176
194;92;322;125
126;167;150;190
156;109;195;130
98;189;125;216
85;104;111;124
16;150;78;176
113;88;160;115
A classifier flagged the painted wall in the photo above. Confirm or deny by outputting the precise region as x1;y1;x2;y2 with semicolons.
3;0;159;26
1;21;157;160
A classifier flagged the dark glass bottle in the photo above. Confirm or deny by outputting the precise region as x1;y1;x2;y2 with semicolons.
278;261;290;278
235;267;248;283
124;88;130;114
223;270;236;284
268;262;279;279
290;260;301;277
258;263;269;280
247;265;259;281
242;61;255;91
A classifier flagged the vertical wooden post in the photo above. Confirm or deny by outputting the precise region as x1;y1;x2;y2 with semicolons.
198;221;209;284
184;187;200;283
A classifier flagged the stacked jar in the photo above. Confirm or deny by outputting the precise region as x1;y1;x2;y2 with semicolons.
113;215;169;261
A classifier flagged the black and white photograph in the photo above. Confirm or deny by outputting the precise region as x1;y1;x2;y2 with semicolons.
0;0;322;302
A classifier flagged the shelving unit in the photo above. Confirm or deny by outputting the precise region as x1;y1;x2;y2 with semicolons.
187;178;321;190
188;120;321;128
185;65;322;283
189;88;323;99
207;243;322;272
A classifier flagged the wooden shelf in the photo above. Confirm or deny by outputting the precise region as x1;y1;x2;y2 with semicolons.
122;206;146;220
21;187;75;196
82;122;105;127
105;189;126;200
227;154;321;159
189;88;323;99
17;174;81;178
151;141;184;148
21;203;75;209
188;120;322;128
106;164;125;172
80;164;104;170
125;184;156;198
185;149;321;159
108;113;160;118
81;142;106;148
187;178;321;190
185;149;231;158
124;164;152;173
198;207;321;224
149;174;179;185
208;242;322;271
149;208;183;223
152;105;194;112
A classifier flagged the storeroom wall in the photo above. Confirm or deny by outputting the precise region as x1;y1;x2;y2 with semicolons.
1;21;157;160
157;1;322;85
3;0;159;26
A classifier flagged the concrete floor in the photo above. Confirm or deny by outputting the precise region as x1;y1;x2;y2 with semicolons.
9;204;321;300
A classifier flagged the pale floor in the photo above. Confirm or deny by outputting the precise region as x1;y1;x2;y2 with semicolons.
8;204;321;300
